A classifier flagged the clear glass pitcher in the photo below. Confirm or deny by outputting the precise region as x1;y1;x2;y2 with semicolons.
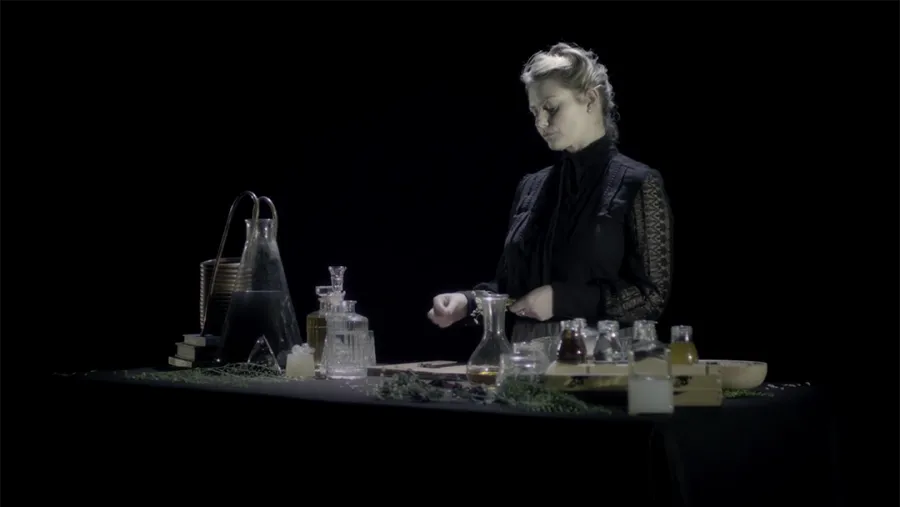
466;294;513;386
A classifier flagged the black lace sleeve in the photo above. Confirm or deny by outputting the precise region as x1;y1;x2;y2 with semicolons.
551;170;673;323
603;171;673;322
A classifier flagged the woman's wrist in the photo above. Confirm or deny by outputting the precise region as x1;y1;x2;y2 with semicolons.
463;291;478;316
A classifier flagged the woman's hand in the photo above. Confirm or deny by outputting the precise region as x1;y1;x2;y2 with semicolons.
427;292;469;328
509;285;554;321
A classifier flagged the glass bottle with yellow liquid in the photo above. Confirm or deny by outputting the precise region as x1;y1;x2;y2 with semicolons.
305;266;347;375
466;294;513;386
669;325;699;365
305;285;333;371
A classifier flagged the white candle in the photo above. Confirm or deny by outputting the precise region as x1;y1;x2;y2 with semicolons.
628;376;674;415
286;345;316;378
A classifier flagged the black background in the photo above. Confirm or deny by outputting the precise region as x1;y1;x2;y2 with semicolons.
3;2;896;387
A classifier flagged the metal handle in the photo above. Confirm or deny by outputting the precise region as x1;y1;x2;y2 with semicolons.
200;191;260;336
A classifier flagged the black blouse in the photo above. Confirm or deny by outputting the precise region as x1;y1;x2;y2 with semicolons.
468;136;673;325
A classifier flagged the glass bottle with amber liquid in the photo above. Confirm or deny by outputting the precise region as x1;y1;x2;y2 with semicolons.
669;325;698;365
556;319;588;364
305;285;333;371
305;265;347;374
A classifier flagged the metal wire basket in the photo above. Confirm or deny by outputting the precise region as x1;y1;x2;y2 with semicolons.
199;257;241;335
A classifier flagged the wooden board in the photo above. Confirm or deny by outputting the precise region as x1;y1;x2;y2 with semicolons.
543;361;723;407
369;360;727;407
368;361;466;380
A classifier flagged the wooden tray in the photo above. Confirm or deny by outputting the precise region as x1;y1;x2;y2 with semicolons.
368;361;466;380
369;359;751;408
543;361;723;407
573;359;766;390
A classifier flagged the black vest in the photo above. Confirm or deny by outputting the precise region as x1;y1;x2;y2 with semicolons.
501;138;654;303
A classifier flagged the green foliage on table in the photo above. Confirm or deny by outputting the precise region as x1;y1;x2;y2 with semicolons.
723;388;774;399
375;371;611;415
123;363;299;387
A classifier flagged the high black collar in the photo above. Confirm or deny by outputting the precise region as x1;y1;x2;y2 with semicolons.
561;135;616;172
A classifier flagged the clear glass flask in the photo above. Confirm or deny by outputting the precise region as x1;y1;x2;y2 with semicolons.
466;294;513;386
218;218;303;369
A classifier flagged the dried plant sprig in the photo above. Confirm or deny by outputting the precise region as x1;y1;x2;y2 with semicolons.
374;371;610;415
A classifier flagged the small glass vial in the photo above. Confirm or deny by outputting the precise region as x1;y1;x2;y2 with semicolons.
596;320;622;361
669;325;698;365
556;319;588;364
627;335;674;415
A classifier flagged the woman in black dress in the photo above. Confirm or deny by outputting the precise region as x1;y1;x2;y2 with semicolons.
427;42;673;342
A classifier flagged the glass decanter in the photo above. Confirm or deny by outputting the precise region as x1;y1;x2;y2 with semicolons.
466;294;513;386
669;325;698;365
627;329;673;415
324;299;370;379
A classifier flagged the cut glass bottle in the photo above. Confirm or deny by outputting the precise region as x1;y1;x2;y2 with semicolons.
324;299;370;379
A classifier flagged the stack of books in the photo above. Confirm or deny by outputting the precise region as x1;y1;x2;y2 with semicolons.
168;333;221;368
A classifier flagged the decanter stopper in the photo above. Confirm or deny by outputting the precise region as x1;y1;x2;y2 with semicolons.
327;265;347;305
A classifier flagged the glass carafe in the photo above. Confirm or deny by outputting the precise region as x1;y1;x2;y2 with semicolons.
218;218;303;369
556;319;588;364
669;325;698;365
627;334;673;415
466;294;513;386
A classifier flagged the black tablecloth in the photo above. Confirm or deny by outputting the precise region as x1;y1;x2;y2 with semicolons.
661;386;841;506
34;371;841;506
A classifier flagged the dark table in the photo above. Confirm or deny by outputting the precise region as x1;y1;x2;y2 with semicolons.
35;370;841;506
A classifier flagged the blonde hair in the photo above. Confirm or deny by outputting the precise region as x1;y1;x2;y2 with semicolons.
521;42;619;142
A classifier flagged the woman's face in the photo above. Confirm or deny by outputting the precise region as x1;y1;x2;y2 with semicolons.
527;78;597;152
